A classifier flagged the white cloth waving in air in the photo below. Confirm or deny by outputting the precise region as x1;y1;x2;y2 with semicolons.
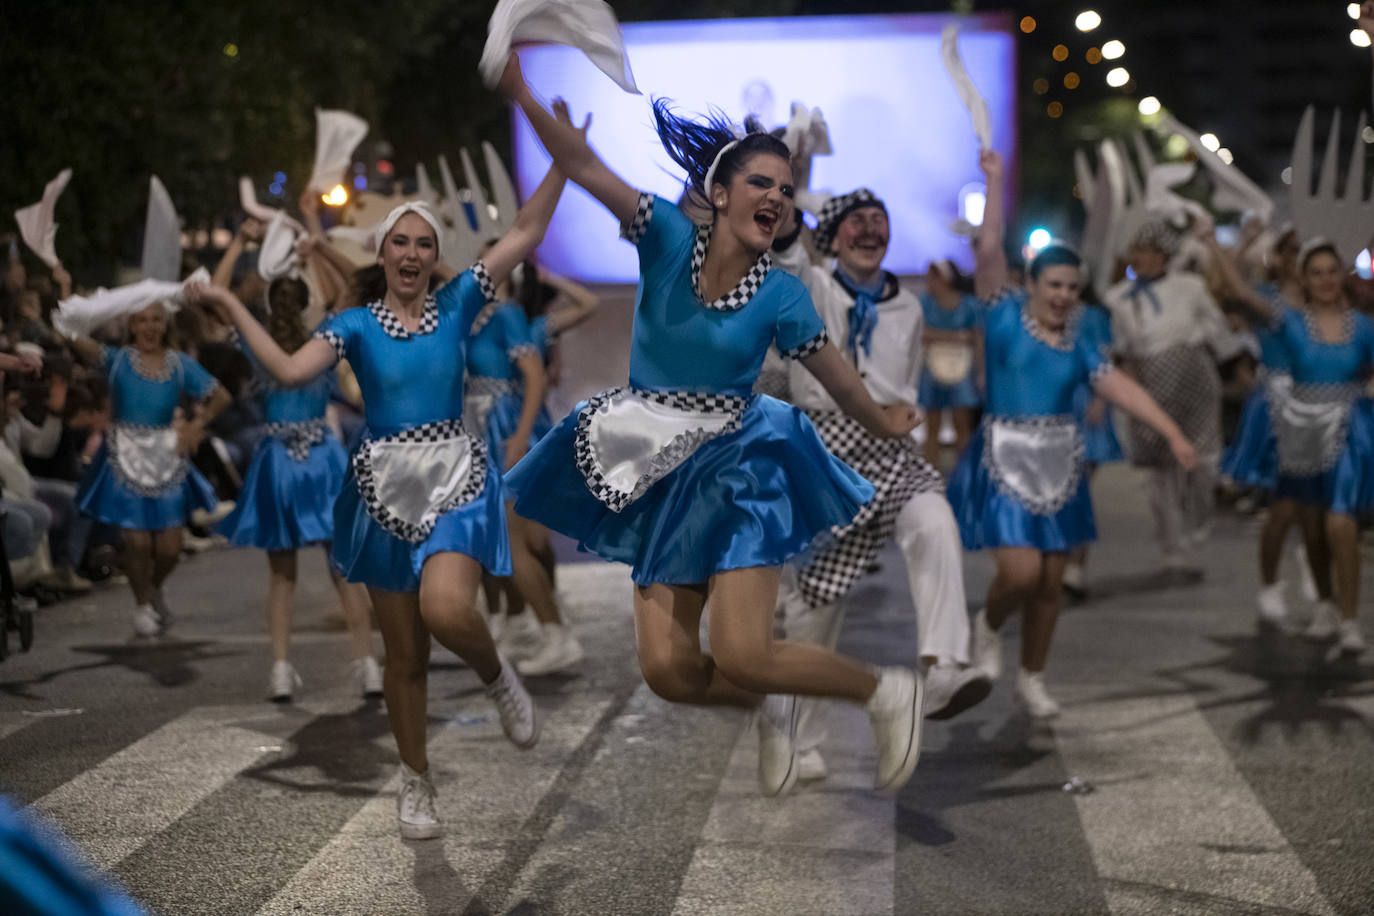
480;0;639;94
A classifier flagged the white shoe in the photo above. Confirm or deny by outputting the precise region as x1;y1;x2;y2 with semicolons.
396;763;442;840
354;656;384;698
486;659;540;748
866;666;925;792
1304;601;1340;640
1294;544;1319;601
131;604;160;637
190;500;236;528
797;748;828;783
1337;619;1365;655
497;613;543;662
150;590;173;632
923;664;992;720
1017;669;1060;719
756;694;799;797
486;611;507;643
269;660;301;702
971;610;1003;680
1256;583;1289;629
516;625;583;677
1061;562;1084;591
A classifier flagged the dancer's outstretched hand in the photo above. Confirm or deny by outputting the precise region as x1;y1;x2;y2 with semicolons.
979;148;1002;181
1169;435;1197;471
552;98;591;140
880;403;920;438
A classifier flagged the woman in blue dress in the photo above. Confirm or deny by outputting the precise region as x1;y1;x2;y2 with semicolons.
212;256;382;704
1210;237;1373;654
189;170;567;840
918;260;983;464
498;54;926;797
953;150;1197;718
68;303;230;639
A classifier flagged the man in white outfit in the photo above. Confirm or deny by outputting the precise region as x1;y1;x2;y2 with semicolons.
771;189;990;786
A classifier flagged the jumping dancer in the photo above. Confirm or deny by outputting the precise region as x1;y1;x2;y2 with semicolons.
499;54;926;798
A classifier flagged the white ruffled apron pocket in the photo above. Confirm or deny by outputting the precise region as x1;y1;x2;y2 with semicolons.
463;376;516;440
984;416;1084;515
926;341;974;385
109;424;187;497
575;387;750;512
1271;383;1357;476
353;419;487;543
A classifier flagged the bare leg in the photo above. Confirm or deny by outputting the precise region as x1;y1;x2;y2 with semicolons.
324;546;375;659
266;550;297;662
952;407;974;456
1259;499;1298;585
1022;552;1068;672
1298;505;1334;600
370;588;431;773
633;581;755;707
122;529;155;604
985;547;1044;630
923;409;945;465
1325;512;1360;621
417;551;501;682
507;509;561;626
150;527;183;589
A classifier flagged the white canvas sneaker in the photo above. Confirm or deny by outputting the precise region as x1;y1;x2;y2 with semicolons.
516;625;584;677
1304;601;1340;640
756;694;799;797
1337;619;1366;655
131;604;160;638
971;609;1003;680
1016;669;1060;719
269;660;301;702
797;748;828;783
866;667;925;792
486;659;540;748
923;664;992;720
354;656;384;698
1256;583;1289;629
396;763;442;840
497;612;543;662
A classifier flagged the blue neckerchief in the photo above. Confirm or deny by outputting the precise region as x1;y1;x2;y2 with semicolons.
834;267;886;360
1129;274;1164;318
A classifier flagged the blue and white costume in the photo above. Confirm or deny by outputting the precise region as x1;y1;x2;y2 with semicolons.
506;194;873;586
77;346;221;530
1072;305;1124;466
309;267;512;592
463;301;552;474
917;292;982;410
947;289;1115;552
1265;303;1374;515
1219;293;1293;491
216;340;346;551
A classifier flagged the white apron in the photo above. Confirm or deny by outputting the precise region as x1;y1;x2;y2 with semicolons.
984;415;1085;515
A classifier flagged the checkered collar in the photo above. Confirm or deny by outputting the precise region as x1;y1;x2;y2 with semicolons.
368;296;439;339
691;224;773;312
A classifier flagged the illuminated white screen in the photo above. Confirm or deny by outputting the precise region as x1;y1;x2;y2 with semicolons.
512;13;1017;282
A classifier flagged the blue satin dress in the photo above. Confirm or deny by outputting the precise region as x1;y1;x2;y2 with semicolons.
77;346;220;531
1220;308;1292;491
1268;305;1374;514
307;268;512;592
215;340;346;551
946;289;1114;552
917;292;983;409
505;193;873;586
1072;305;1124;466
463;302;552;475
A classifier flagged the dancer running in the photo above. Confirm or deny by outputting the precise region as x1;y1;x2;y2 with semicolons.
774;187;992;786
1209;237;1373;653
65;300;230;638
919;259;983;465
951;151;1197;717
499;54;926;797
189;168;567;839
211;229;382;703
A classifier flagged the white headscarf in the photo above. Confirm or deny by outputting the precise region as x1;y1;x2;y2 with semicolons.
374;201;445;251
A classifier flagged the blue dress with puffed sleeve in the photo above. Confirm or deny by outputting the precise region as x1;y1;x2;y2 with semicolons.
463;301;553;475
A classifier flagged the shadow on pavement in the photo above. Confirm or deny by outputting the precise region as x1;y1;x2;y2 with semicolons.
0;639;241;698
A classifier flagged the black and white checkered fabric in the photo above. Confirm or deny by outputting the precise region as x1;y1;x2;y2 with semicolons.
691;224;773;312
313;329;347;363
367;297;439;339
779;330;829;361
794;411;944;608
811;188;886;254
266;418;327;462
1126;343;1221;468
1020;302;1084;352
574;386;751;513
351;419;487;544
620;193;654;245
471;260;496;304
508;343;538;361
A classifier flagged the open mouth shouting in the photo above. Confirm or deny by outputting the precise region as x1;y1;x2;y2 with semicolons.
753;208;779;236
397;264;422;284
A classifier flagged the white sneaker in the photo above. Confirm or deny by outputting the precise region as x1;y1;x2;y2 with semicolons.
797;748;828;783
486;659;540;748
486;611;507;643
396;762;442;840
497;612;543;662
150;590;173;632
1016;669;1060;719
516;625;584;677
1294;544;1319;601
756;694;799;797
866;666;925;792
269;660;301;702
971;610;1003;680
354;656;384;698
190;500;236;528
923;664;993;720
131;604;160;637
1061;562;1084;591
1304;601;1340;640
1256;583;1289;629
1337;619;1365;655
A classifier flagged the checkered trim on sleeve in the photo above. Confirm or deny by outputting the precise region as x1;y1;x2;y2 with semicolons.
469;300;502;336
471;260;497;303
351;418;488;543
507;343;538;361
312;328;346;363
779;330;829;361
620;193;654;245
1089;361;1118;386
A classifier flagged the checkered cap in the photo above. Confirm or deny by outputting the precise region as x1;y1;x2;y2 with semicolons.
812;189;887;254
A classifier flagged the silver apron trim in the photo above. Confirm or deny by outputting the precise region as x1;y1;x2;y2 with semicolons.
463;376;518;440
266;417;327;462
983;415;1085;516
1269;382;1359;477
352;418;488;543
926;341;974;384
575;387;751;513
108;423;188;498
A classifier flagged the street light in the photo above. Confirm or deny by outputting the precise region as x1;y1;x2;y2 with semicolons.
322;184;349;206
1075;11;1101;31
1106;67;1129;88
1199;132;1221;152
1138;96;1162;116
1217;148;1234;165
1352;28;1372;48
1101;39;1125;59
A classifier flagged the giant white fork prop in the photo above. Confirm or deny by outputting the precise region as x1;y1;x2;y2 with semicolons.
1290;106;1374;263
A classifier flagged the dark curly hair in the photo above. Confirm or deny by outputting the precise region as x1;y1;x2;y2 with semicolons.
265;277;310;353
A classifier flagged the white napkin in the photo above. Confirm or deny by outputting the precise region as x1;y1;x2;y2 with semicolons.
940;24;992;150
14;168;73;269
141;176;182;282
307;109;369;193
781;103;832;161
238;177;306;233
54;267;210;340
480;0;639;94
257;212;301;283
